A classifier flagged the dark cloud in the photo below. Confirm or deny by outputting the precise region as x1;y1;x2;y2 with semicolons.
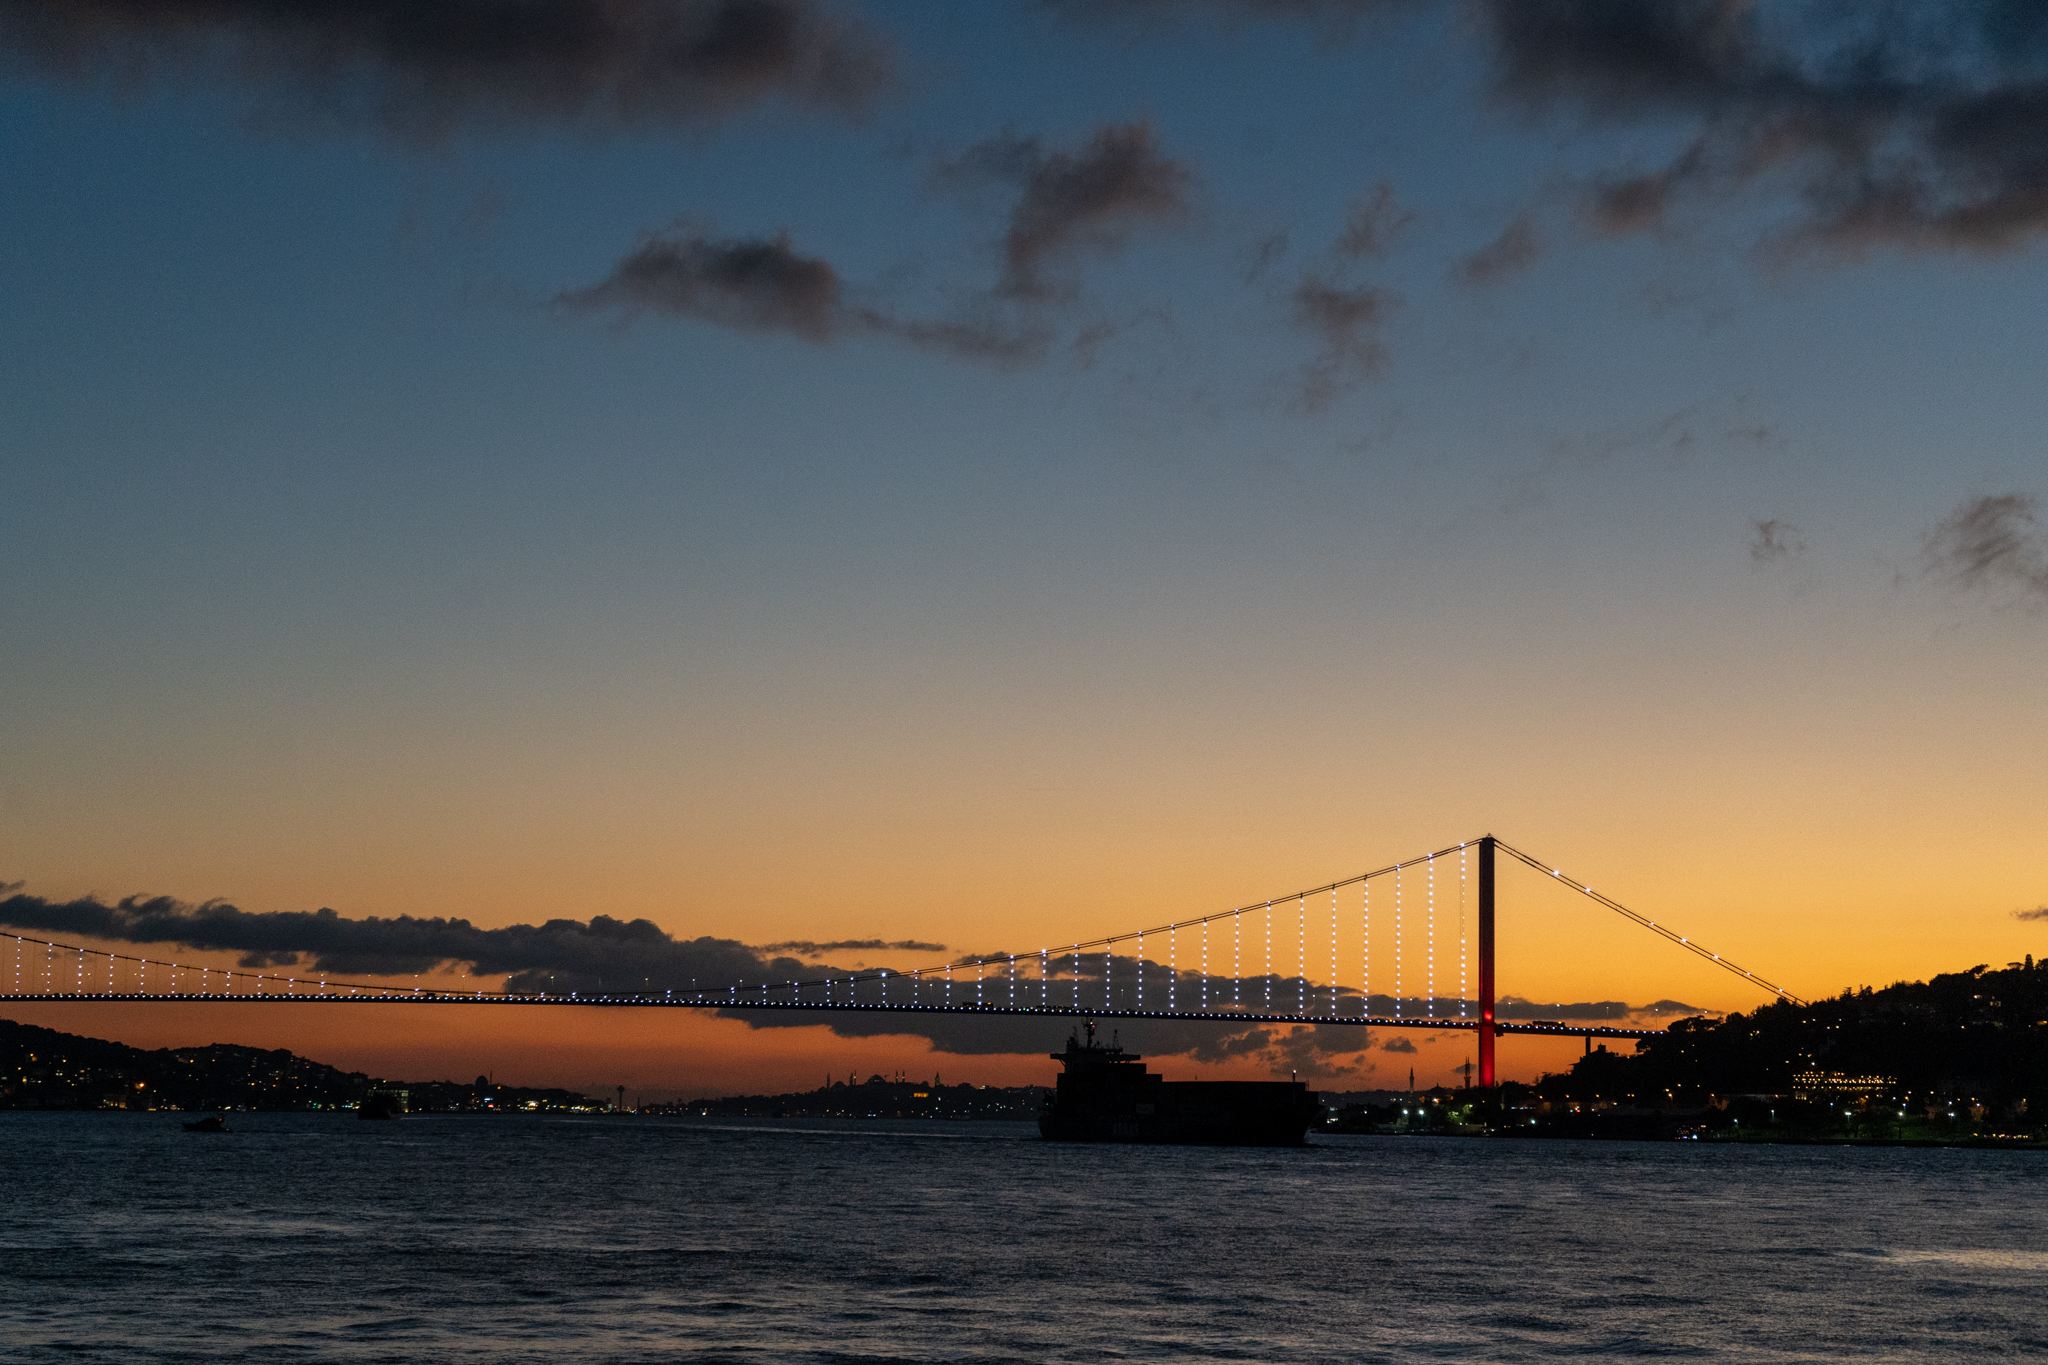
1334;181;1415;258
0;888;792;991
1043;1;1418;25
558;227;1048;364
1494;996;1666;1021
563;229;841;337
1184;1025;1275;1063
0;888;1691;1066
762;938;949;957
1381;1035;1417;1052
1268;1023;1376;1080
1454;210;1540;284
2014;907;2048;921
1921;492;2048;605
728;953;1682;1057
1291;278;1399;409
1748;516;1806;565
730;952;1386;1057
1126;1019;1377;1081
1060;2;2048;267
0;0;891;140
1638;999;1715;1018
936;121;1193;299
1477;0;2048;259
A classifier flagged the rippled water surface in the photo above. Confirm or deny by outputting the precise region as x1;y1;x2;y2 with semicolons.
3;1112;2045;1362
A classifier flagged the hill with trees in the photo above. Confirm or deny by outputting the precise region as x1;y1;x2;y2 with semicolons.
0;1018;595;1113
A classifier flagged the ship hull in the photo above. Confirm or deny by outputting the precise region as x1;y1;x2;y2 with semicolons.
1039;1049;1319;1146
1037;1108;1315;1146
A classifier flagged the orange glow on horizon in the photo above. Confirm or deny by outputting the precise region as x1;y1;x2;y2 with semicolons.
6;812;2037;1099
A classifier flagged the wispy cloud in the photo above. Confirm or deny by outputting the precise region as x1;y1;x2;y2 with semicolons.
1271;181;1414;407
1503;394;1779;507
1921;492;2048;607
558;226;1047;364
935;121;1193;299
1290;278;1399;410
1454;210;1540;285
1749;517;1806;565
573;120;1192;367
562;229;843;338
1334;181;1415;259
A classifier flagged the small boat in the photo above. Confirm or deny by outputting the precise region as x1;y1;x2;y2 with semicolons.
181;1115;230;1133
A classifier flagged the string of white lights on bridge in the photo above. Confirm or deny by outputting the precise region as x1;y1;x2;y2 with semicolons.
0;836;1805;1059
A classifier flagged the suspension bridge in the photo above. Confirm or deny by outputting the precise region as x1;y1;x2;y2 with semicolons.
1;836;1802;1086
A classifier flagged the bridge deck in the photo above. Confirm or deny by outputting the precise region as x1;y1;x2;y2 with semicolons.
0;994;1659;1039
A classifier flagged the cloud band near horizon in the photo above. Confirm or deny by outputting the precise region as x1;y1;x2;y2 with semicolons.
0;886;1702;1074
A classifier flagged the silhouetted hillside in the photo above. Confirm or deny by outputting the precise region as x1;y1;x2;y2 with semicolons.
1542;958;2047;1110
0;1019;594;1112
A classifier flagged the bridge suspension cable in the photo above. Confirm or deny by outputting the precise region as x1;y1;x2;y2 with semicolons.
1491;840;1805;1007
0;835;1803;1027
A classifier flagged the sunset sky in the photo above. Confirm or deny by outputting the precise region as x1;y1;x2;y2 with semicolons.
3;1;2045;1098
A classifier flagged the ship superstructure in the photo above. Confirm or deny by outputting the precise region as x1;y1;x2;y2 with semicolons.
1038;1023;1318;1146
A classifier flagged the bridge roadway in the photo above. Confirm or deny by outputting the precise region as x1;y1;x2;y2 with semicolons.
0;992;1659;1041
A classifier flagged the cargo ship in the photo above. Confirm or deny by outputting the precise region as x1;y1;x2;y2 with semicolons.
1038;1024;1319;1146
358;1088;407;1120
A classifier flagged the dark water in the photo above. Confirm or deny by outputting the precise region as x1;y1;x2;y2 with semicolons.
2;1113;2045;1362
